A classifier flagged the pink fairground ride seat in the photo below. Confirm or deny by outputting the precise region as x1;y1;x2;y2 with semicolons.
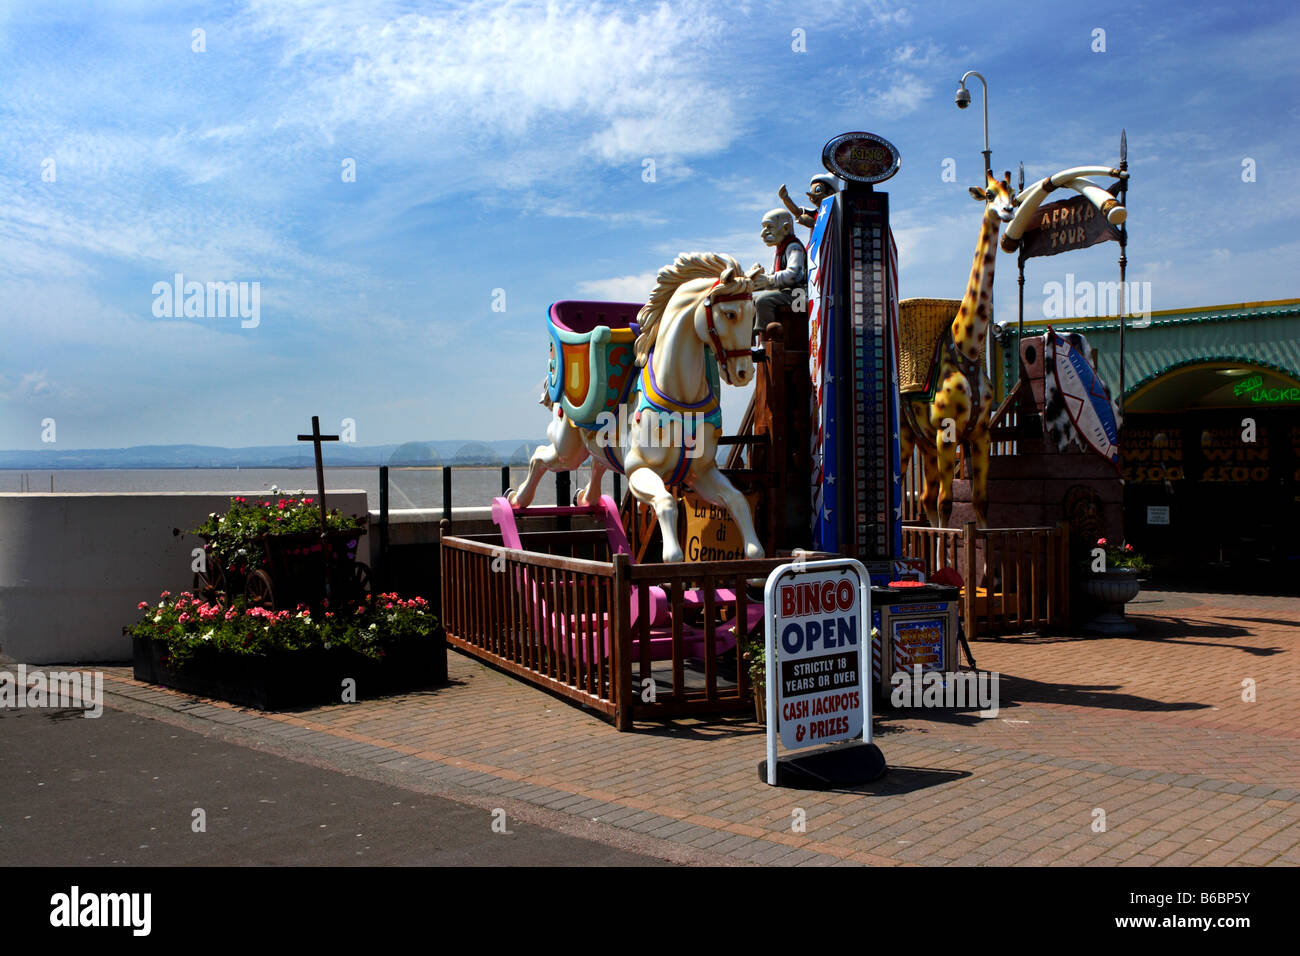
490;496;763;663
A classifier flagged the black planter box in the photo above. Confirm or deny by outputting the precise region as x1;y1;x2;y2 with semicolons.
131;629;447;711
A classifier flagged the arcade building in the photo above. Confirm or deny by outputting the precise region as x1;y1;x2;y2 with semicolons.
994;298;1300;593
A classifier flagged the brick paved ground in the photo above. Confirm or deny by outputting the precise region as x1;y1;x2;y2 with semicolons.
75;589;1300;865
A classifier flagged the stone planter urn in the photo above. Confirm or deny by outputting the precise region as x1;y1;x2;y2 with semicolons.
1081;568;1141;635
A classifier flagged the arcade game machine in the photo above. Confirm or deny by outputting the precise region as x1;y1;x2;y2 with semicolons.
807;132;961;698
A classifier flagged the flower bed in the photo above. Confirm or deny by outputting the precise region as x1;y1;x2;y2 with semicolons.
128;589;446;709
191;492;366;583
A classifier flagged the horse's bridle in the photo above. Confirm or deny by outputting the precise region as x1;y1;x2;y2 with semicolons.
702;280;755;380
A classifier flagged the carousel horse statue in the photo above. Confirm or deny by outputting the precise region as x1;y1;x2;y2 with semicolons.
508;252;766;563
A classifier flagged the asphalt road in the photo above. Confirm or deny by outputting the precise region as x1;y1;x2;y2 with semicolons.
0;704;665;867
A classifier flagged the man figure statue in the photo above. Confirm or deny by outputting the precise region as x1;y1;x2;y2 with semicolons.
778;174;838;229
753;208;807;331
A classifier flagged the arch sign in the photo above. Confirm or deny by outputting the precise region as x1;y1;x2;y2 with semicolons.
763;557;882;786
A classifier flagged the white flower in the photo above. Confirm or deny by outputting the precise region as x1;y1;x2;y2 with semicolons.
153;613;162;623
270;485;279;494
368;623;378;632
202;630;214;642
208;512;217;519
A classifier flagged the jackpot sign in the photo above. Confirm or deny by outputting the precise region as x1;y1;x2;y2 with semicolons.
764;559;870;752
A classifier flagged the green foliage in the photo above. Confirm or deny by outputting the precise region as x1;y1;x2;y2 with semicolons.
190;493;366;573
128;590;437;669
1088;537;1152;575
742;629;766;687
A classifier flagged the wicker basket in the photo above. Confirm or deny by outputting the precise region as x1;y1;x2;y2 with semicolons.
898;298;962;394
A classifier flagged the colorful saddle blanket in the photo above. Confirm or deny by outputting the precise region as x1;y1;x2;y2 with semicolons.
546;301;643;429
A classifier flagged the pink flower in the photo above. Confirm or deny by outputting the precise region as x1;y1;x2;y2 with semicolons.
137;601;149;610
1124;543;1134;552
178;612;190;623
1096;538;1108;546
160;590;172;599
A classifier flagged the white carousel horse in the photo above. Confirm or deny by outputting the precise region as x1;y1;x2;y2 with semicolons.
509;252;765;563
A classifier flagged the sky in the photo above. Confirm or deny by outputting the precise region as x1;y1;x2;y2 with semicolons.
1;0;1297;451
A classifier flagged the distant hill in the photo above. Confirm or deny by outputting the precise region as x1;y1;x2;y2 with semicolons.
0;440;537;470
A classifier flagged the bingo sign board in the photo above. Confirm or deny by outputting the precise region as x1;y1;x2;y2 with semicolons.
892;617;946;673
764;559;871;773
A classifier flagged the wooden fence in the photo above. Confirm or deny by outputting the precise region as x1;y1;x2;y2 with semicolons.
441;530;788;729
902;521;1069;637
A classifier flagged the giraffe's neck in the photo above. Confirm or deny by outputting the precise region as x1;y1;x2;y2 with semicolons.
951;212;1000;363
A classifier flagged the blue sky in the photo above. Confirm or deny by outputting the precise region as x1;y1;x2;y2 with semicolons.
2;0;1297;449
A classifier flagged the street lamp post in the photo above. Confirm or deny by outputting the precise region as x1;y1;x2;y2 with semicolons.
955;70;992;177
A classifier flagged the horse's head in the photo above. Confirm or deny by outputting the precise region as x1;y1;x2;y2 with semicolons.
969;169;1016;225
694;262;759;386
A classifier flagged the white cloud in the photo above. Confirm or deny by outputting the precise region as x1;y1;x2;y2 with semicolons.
249;0;737;170
863;73;930;118
575;273;658;302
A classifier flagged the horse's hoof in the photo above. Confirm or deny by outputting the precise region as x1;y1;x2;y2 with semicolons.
745;543;766;560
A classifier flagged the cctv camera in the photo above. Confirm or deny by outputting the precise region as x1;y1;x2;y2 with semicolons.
955;87;971;108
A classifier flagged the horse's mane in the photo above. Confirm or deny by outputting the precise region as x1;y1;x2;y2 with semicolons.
634;251;750;367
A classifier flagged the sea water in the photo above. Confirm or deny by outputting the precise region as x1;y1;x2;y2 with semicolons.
0;466;598;510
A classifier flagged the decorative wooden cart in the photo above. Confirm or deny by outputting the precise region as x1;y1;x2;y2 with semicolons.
195;527;371;610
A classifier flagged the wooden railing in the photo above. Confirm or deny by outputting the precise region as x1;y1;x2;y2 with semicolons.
441;530;788;729
441;535;623;720
902;521;1069;637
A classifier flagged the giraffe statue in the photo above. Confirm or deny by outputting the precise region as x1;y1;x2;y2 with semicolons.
900;170;1016;528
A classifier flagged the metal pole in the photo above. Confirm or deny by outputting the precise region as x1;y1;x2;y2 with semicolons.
500;465;510;496
442;467;452;523
556;470;571;507
613;472;621;505
1015;162;1025;390
960;70;992;176
1117;129;1128;417
1017;252;1026;389
378;465;389;590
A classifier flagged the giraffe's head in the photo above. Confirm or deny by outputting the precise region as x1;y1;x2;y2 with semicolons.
968;170;1016;225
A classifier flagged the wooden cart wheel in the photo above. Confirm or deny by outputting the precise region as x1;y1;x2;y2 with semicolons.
194;553;226;598
245;569;276;610
347;562;372;603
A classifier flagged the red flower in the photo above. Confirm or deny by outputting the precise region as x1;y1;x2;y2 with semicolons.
137;601;148;610
1096;537;1108;546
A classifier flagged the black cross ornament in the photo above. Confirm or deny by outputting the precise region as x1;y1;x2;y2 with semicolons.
297;416;339;538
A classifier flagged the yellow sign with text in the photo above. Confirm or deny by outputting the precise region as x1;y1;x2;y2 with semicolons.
681;491;761;562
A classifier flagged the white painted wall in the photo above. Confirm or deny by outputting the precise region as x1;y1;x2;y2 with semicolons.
0;491;367;664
